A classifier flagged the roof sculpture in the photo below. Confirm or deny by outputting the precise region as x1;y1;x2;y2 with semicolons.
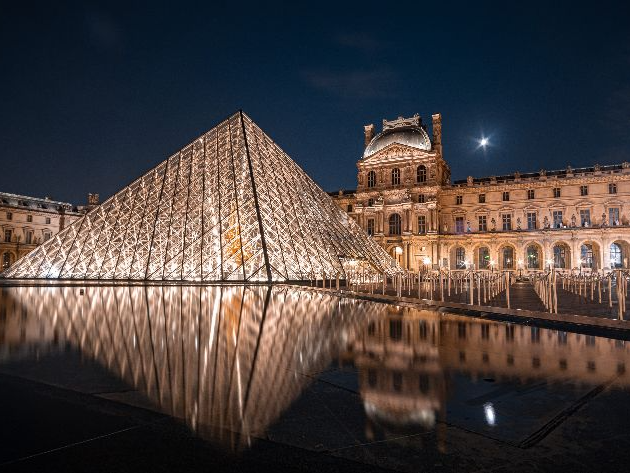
2;111;396;282
363;113;432;158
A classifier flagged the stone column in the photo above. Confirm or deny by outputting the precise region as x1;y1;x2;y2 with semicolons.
402;243;408;270
601;236;610;270
571;236;580;270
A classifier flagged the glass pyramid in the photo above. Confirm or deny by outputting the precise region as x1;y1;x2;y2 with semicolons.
2;111;395;281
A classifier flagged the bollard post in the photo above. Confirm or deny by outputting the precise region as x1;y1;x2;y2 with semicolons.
506;272;510;309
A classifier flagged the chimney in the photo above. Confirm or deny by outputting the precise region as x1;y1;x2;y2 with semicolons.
432;113;442;156
364;124;375;148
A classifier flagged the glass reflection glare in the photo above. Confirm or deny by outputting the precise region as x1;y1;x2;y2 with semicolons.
484;402;496;426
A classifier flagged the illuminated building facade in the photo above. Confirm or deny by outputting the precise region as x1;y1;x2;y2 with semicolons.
0;192;83;271
331;113;630;272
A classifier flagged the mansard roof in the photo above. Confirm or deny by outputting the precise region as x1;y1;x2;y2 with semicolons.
453;163;630;187
363;114;432;159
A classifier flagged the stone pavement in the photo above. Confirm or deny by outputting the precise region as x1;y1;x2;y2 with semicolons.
360;281;627;320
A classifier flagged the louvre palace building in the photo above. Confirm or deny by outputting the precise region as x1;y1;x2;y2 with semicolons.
330;113;630;273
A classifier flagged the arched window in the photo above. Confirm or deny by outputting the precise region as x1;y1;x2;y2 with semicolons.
610;243;623;268
581;244;594;268
367;170;376;188
417;165;427;183
2;252;11;270
502;247;514;269
526;245;540;269
391;168;401;185
455;247;466;268
478;247;490;269
389;213;401;235
553;244;568;269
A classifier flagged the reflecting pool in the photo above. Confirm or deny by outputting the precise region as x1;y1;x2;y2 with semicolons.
1;285;630;467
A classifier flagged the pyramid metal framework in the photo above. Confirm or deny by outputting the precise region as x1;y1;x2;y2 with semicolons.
2;111;395;282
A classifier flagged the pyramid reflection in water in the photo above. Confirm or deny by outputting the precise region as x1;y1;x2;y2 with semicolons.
1;111;394;281
0;285;383;450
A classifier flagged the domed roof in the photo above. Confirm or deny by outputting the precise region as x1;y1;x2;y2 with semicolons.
363;124;431;159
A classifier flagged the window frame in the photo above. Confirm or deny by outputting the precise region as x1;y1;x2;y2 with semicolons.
391;168;401;185
417;215;427;234
367;170;376;188
416;165;427;183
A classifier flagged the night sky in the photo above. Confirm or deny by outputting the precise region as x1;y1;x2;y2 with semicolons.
1;1;629;205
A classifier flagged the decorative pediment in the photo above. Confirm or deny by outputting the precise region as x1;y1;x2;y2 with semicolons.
361;142;429;164
604;198;625;207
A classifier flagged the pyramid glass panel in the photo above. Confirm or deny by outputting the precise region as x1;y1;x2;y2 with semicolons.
1;111;397;282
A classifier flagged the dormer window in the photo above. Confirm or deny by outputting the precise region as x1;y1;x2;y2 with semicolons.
391;168;401;185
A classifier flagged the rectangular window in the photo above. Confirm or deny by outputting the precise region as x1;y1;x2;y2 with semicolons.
502;191;510;201
26;214;33;222
4;229;12;242
580;209;591;227
580;185;588;196
502;214;512;231
455;216;465;234
552;210;563;228
478;215;487;232
347;204;353;212
6;212;12;220
527;212;537;230
418;215;426;234
478;193;485;203
609;183;617;194
418;194;425;203
25;231;33;244
43;231;52;241
367;218;375;236
553;187;561;198
456;195;463;205
527;189;535;199
45;217;51;224
609;207;620;226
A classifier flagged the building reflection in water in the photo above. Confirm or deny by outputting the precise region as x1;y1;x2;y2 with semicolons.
1;285;630;453
0;285;384;450
344;305;630;451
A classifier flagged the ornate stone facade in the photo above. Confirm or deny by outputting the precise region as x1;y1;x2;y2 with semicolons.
0;192;83;270
331;113;630;272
